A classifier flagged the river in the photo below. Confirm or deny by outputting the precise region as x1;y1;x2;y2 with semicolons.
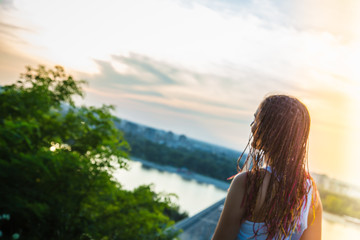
113;159;360;239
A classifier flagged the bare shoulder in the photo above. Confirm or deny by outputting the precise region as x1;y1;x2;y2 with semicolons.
227;172;248;206
231;172;248;188
232;169;268;186
211;172;248;240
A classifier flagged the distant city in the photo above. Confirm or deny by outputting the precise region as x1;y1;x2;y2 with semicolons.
116;118;360;199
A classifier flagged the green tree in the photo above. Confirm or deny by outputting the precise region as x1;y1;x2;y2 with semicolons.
0;65;182;239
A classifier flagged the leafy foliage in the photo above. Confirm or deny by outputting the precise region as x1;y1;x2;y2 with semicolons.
0;65;184;239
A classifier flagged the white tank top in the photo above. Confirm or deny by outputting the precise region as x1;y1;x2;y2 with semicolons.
237;167;313;240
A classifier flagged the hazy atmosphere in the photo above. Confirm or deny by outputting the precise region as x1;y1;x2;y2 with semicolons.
1;0;360;186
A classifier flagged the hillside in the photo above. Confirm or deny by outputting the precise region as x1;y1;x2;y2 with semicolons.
115;119;241;181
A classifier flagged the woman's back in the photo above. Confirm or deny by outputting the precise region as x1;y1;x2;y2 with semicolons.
237;167;314;240
212;169;322;240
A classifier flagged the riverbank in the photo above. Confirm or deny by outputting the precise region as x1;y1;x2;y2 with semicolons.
130;157;360;227
131;157;230;191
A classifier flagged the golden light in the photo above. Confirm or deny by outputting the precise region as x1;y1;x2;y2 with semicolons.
2;0;360;185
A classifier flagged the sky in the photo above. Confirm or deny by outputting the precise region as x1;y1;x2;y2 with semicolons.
1;0;360;186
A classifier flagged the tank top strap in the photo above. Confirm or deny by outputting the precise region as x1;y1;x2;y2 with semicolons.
264;165;272;173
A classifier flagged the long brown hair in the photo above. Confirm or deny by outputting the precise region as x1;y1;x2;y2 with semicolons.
238;95;313;239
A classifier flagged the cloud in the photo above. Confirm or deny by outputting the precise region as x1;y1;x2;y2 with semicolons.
195;0;360;42
0;21;28;32
2;0;357;126
2;0;357;87
0;21;33;45
0;0;14;10
112;55;177;85
1;0;360;183
79;52;303;130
